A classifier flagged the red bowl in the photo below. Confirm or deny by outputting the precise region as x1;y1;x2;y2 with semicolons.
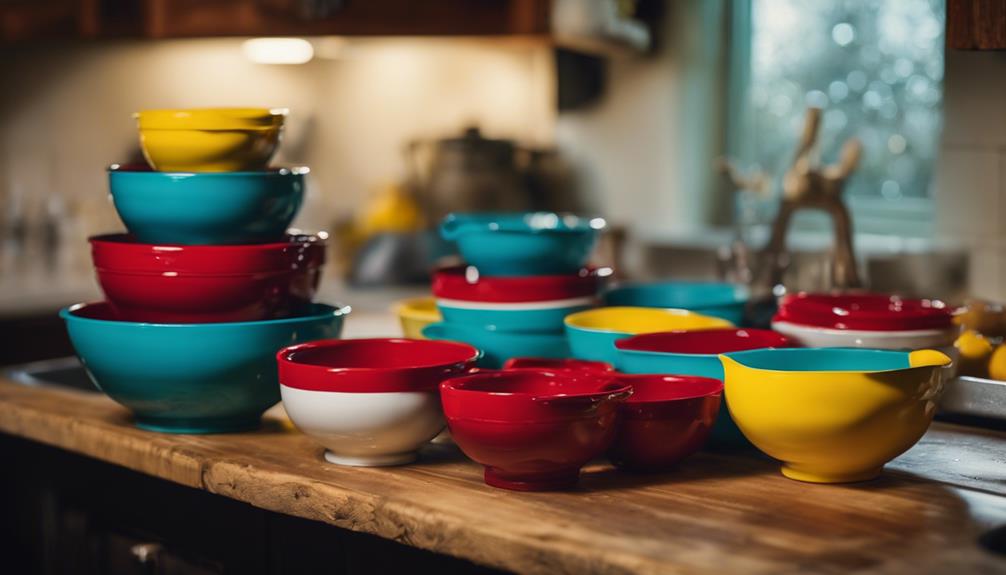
502;357;614;373
615;328;792;354
774;292;956;331
440;370;631;491
432;265;609;303
90;233;326;323
277;338;480;392
607;374;723;472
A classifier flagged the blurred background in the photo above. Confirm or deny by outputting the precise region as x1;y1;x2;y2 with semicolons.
0;0;1002;363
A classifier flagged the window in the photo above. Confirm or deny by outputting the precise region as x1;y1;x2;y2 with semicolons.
727;0;945;237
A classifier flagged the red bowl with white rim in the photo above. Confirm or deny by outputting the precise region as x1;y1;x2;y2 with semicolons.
607;374;723;471
440;370;631;491
278;338;480;466
773;293;959;350
91;232;325;323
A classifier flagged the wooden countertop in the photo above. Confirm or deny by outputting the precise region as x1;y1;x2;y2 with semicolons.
2;378;1005;575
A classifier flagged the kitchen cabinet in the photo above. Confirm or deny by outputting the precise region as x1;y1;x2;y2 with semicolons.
947;0;1006;50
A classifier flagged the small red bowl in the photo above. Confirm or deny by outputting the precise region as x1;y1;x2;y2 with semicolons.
432;265;609;303
615;328;791;354
607;374;723;472
277;338;480;392
502;357;614;373
774;292;956;331
440;370;631;491
90;233;325;323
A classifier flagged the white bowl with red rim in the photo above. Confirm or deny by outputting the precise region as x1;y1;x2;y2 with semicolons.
277;338;480;466
771;293;960;350
431;265;609;333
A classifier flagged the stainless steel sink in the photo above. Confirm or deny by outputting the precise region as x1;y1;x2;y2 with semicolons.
5;356;98;393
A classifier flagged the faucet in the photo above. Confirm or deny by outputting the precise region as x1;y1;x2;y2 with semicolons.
721;107;863;293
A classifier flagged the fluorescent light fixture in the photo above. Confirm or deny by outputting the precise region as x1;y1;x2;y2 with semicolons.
242;38;314;65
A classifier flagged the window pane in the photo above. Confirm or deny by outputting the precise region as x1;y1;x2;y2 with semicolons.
737;0;944;221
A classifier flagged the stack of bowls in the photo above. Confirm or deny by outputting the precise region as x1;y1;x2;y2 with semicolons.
603;281;750;325
771;292;959;351
423;212;608;367
62;108;349;434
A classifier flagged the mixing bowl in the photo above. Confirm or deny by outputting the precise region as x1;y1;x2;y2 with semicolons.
90;232;325;323
108;164;305;245
720;347;952;483
772;292;958;350
440;212;605;276
440;370;631;490
61;302;349;433
615;328;791;448
135;108;286;172
564;307;734;364
603;281;749;325
607;374;723;471
422;322;570;368
278;338;479;466
394;297;442;339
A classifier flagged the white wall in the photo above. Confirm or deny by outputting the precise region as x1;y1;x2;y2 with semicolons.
934;50;1006;300
0;38;554;267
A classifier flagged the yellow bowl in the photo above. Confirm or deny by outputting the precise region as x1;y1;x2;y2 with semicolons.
394;297;442;339
564;306;734;364
720;348;952;483
135;108;287;172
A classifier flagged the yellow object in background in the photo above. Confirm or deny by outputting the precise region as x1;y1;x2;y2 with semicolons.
988;342;1006;381
955;330;994;378
721;349;952;484
395;297;441;339
135;108;286;172
357;183;425;236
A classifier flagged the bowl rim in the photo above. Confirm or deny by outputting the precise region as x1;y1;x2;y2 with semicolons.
277;337;480;393
135;107;287;130
612;374;724;404
432;265;609;303
604;281;750;306
440;211;606;240
421;321;569;342
720;347;952;374
615;328;792;355
501;357;614;372
774;292;959;331
108;163;309;177
563;306;733;335
770;319;955;338
440;369;631;399
61;301;350;328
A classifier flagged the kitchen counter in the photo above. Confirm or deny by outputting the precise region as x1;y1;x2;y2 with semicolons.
1;337;1005;574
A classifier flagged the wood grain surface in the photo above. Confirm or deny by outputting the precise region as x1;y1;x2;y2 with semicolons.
1;378;1005;575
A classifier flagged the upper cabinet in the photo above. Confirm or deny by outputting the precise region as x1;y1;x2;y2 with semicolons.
947;0;1006;50
1;0;652;56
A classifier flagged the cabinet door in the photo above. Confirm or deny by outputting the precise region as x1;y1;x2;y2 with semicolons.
947;0;1006;49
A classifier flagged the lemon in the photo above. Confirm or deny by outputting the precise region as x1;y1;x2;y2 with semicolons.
956;330;994;378
986;342;1006;381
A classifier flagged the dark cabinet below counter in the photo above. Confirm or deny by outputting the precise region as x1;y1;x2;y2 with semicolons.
0;435;505;575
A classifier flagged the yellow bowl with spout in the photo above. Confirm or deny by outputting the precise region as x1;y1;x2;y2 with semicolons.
720;348;952;483
135;108;286;172
394;297;442;339
564;306;733;364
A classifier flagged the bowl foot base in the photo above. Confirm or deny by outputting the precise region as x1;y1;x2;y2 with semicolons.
134;415;262;434
323;450;417;467
483;467;580;491
430;430;454;445
781;464;883;484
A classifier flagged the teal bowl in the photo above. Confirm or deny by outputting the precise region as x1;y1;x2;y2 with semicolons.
61;302;349;433
613;328;791;449
603;281;749;325
421;322;570;368
108;164;306;245
440;212;604;276
436;301;594;333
